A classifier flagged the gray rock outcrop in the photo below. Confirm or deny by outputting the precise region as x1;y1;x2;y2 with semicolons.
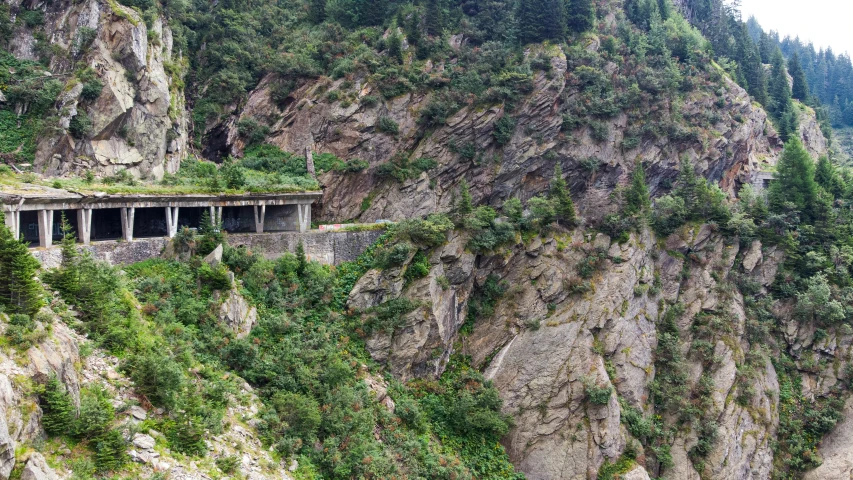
19;453;58;480
218;289;258;339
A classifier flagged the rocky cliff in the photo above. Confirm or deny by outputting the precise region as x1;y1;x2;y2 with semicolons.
347;217;853;479
5;0;187;178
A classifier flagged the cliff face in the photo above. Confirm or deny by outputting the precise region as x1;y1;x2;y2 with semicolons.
225;43;821;226
348;224;808;479
5;0;187;179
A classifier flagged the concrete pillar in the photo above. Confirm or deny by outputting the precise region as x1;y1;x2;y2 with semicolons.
166;207;180;238
120;207;135;242
4;210;20;240
76;209;92;245
37;209;54;248
209;206;223;229
253;203;266;234
297;203;311;233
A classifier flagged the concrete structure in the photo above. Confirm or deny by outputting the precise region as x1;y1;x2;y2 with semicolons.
752;171;774;191
30;229;386;268
0;191;321;247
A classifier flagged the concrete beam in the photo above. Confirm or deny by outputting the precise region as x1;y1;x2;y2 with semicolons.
37;209;54;248
77;209;92;245
120;207;135;242
254;203;266;234
3;192;323;212
166;207;180;238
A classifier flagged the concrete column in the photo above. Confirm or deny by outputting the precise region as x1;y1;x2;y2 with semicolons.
4;210;20;240
120;207;135;242
305;147;316;179
253;203;266;234
166;207;180;238
208;206;223;228
76;209;92;245
37;209;54;248
297;203;311;233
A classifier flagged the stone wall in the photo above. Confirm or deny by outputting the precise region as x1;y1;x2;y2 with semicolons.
31;229;385;269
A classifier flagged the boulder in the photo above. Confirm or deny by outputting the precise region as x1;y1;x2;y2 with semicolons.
203;244;224;268
20;453;58;480
218;289;258;339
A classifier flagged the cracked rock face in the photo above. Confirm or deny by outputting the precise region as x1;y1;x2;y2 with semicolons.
11;0;188;179
349;225;793;479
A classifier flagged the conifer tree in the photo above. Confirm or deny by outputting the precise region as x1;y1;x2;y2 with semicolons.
789;52;809;101
308;0;326;23
565;0;594;35
768;49;797;141
549;164;577;227
296;241;307;278
57;213;80;299
769;138;818;221
624;164;651;216
1;233;43;316
815;155;845;199
425;0;444;36
734;23;767;105
457;179;474;217
40;376;74;436
518;0;566;44
94;429;128;473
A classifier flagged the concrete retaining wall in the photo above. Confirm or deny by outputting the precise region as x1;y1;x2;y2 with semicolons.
31;229;385;269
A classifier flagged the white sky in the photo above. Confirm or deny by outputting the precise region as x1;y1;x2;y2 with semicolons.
741;0;853;56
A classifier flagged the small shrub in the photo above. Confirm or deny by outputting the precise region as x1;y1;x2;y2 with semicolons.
376;116;400;135
373;242;414;269
80;80;103;102
69;112;93;139
589;121;609;142
584;381;613;405
216;456;240;474
493;115;516;146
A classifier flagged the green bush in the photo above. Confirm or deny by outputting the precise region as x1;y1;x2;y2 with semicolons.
80;80;103;102
493;115;516;146
73;386;114;439
372;242;413;270
584;381;613;405
69;112;93;139
404;250;431;283
376;116;400;135
123;352;186;410
94;429;127;473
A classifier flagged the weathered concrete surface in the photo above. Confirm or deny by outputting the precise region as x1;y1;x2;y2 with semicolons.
31;229;385;268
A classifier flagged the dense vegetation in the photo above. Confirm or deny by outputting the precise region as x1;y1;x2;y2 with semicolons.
22;215;523;478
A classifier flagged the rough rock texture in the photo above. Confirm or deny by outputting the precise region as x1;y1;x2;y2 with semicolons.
7;0;187;179
217;288;258;339
19;452;58;480
348;225;789;479
218;42;826;226
803;396;853;480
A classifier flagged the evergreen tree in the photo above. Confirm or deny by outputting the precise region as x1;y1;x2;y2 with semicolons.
40;376;74;437
549;164;577;227
197;210;224;257
565;0;594;34
815;155;845;199
2;235;43;316
457;179;474;217
624;164;651;215
308;0;326;23
425;0;445;36
768;49;797;141
769;138;818;221
518;0;566;44
94;429;128;473
295;241;307;278
789;52;809;101
734;23;767;105
57;214;80;299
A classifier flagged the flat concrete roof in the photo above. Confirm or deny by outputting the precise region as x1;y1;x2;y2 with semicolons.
0;191;323;211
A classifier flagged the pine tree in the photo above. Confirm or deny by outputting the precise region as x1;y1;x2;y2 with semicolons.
4;236;43;316
734;23;767;105
768;49;797;141
457;179;474;217
518;0;566;44
815;155;845;199
769;138;818;221
425;0;444;36
94;429;128;473
789;52;809;101
295;241;307;278
549;164;577;227
624;164;651;215
308;0;326;23
565;0;594;34
40;376;74;436
57;213;80;299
